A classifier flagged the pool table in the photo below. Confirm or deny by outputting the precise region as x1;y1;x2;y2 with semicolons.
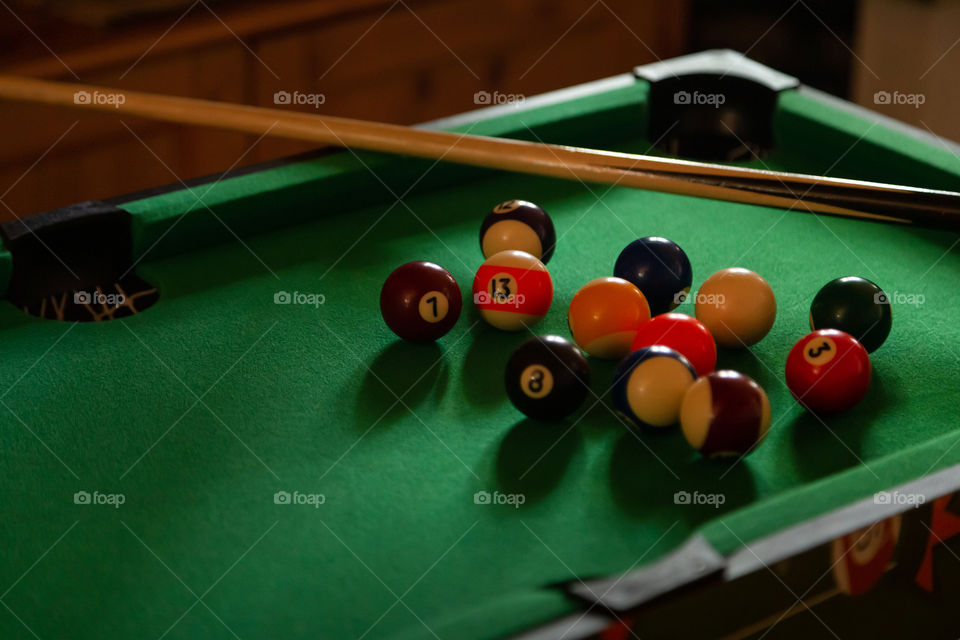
3;50;960;640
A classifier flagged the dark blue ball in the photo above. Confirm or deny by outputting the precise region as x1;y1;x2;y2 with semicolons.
613;237;692;315
612;345;697;429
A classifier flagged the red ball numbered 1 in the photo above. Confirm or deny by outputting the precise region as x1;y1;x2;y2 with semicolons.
785;329;871;413
472;250;553;331
380;261;462;341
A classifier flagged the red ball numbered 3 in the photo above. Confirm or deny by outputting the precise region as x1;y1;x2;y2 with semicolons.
472;250;553;331
785;329;871;414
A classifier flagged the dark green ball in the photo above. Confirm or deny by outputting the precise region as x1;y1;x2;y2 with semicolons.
809;277;892;352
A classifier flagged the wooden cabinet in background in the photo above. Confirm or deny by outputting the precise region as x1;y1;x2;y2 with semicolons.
0;0;687;218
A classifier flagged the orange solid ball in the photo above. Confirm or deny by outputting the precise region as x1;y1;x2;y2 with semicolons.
568;277;652;359
695;268;776;348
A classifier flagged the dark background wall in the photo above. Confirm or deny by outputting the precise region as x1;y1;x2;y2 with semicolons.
0;0;954;218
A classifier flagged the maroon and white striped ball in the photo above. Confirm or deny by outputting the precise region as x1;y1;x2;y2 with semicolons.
679;370;771;458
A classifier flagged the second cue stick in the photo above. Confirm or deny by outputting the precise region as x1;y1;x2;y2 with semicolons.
0;74;958;230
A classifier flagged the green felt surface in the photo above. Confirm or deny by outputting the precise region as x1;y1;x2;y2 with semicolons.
3;76;960;640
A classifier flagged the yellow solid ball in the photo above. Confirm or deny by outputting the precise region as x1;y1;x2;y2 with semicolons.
694;268;776;348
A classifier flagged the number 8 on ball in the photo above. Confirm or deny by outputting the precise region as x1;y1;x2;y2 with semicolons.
505;335;591;421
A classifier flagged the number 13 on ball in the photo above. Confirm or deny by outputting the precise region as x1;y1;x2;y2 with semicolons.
473;250;553;331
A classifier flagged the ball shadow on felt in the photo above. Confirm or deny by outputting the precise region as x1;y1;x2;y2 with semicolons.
496;419;581;503
609;429;756;524
714;347;775;388
788;367;889;482
356;341;447;428
461;321;528;409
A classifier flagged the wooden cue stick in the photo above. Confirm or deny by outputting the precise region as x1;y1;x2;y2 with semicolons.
1;74;959;230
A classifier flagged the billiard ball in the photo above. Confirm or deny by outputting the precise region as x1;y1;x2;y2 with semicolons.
785;329;871;413
505;335;591;421
613;236;692;315
630;312;717;376
480;200;556;263
380;261;462;341
612;346;697;429
472;250;553;331
568;277;651;359
810;276;892;353
680;370;771;458
695;268;776;348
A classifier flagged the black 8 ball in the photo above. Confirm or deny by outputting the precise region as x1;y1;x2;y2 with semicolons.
505;335;590;421
480;200;556;263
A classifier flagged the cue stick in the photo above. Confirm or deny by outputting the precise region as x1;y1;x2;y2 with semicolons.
1;74;959;230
